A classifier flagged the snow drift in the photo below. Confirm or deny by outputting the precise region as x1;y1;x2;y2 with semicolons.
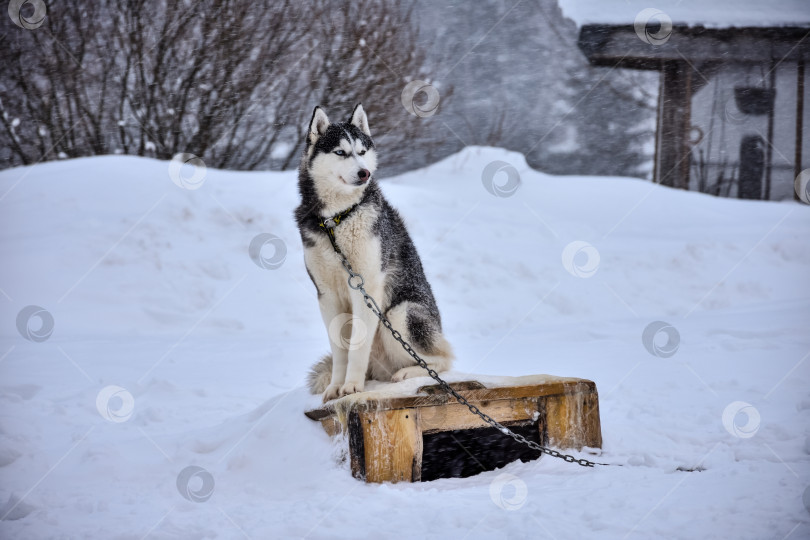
0;147;808;538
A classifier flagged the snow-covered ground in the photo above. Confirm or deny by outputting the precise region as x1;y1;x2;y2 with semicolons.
1;147;809;539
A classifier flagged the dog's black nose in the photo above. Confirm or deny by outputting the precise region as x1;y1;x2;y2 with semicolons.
358;169;370;182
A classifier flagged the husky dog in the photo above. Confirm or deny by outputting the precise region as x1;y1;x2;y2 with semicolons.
296;104;453;401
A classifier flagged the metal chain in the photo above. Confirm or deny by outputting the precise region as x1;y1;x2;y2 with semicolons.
329;240;605;468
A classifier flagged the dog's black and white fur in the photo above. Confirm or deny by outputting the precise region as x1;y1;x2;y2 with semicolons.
296;104;453;401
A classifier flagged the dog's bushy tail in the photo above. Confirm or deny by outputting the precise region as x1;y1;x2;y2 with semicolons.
307;354;333;394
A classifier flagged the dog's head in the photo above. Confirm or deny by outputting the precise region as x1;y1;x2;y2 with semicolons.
304;104;377;193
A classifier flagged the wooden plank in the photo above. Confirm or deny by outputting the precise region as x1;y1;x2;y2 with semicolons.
416;381;485;394
395;380;596;408
304;379;596;420
419;397;539;433
360;408;421;483
579;25;810;69
318;416;341;438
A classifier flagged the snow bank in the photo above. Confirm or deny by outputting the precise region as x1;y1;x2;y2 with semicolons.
1;147;809;538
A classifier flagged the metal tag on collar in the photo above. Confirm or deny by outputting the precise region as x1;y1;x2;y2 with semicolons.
323;217;337;229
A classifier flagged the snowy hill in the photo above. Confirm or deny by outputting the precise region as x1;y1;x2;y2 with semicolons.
1;147;809;538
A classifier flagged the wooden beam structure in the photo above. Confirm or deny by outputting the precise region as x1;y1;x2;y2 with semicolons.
305;376;603;483
578;26;810;70
578;25;809;193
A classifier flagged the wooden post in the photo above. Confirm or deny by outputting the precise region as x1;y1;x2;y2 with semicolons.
796;56;805;202
764;59;777;200
656;61;693;189
543;383;603;450
360;408;421;483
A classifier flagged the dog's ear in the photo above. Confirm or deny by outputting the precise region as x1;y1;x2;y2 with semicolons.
349;103;371;137
308;106;330;145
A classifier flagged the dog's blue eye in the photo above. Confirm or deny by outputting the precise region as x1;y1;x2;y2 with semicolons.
334;150;346;156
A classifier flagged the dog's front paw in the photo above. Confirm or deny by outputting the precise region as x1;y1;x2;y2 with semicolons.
339;380;364;396
391;366;428;382
322;383;342;402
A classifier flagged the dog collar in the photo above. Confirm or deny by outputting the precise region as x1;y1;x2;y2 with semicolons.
318;204;358;235
317;204;358;254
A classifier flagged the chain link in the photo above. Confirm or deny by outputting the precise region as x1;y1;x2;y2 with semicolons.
330;246;605;468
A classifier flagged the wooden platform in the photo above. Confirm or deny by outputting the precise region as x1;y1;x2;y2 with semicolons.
305;376;602;483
